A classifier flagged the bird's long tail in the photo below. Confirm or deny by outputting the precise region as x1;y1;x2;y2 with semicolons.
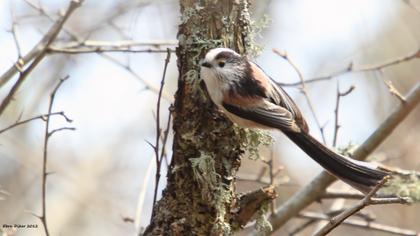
285;131;389;193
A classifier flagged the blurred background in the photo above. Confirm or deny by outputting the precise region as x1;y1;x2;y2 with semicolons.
0;0;418;235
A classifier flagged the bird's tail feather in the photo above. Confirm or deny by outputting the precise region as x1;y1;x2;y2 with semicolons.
285;131;389;193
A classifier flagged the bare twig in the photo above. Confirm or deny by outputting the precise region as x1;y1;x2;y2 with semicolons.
273;49;327;144
267;83;420;233
313;176;408;236
332;84;355;147
20;0;172;100
384;80;406;103
48;47;175;54
298;211;418;236
21;0;80;41
0;0;83;116
159;105;173;167
99;53;172;100
10;11;23;61
290;209;374;236
48;40;177;54
57;40;178;48
277;49;420;87
38;76;74;236
48;127;76;137
0;111;71;134
150;49;171;221
320;189;365;200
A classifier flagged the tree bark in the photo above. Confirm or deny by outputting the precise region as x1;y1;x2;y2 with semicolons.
144;0;266;235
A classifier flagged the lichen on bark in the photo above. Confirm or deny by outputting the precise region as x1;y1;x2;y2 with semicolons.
144;0;273;235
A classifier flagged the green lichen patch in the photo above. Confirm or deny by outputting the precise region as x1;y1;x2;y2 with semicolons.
255;201;273;235
380;172;420;202
189;152;234;235
235;127;274;160
247;15;271;57
335;142;358;156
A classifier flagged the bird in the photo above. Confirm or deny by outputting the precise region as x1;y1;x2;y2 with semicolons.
199;47;389;193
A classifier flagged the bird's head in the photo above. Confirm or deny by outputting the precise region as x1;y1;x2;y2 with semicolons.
200;48;246;83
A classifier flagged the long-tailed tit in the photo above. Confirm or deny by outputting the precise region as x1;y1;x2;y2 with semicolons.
200;48;389;193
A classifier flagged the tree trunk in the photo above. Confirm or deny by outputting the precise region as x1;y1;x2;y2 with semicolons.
144;0;272;235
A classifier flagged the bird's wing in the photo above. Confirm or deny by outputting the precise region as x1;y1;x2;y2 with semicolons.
250;62;309;132
222;100;301;132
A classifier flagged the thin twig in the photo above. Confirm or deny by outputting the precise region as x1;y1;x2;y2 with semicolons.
38;76;74;236
99;53;171;100
48;39;177;54
48;46;175;54
159;105;173;167
298;211;418;236
150;48;171;221
313;177;401;236
55;39;178;48
0;111;71;134
273;49;327;144
320;189;365;200
22;0;79;41
277;48;420;87
332;84;355;147
237;176;270;185
290;209;375;236
384;80;406;103
267;83;420;233
10;11;23;62
48;127;76;137
19;0;172;100
0;0;83;116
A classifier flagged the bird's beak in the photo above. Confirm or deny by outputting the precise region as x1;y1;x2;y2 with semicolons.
201;61;212;68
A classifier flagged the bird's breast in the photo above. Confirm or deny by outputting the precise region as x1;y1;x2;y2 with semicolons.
201;70;226;106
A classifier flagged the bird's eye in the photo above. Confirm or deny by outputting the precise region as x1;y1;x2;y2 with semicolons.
218;61;225;68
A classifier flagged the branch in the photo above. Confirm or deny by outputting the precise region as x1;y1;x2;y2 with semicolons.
159;105;173;167
273;49;327;144
385;80;406;103
320;189;365;200
277;49;420;87
54;39;178;48
267;83;420;232
39;76;74;236
313;176;409;236
99;53;172;100
150;49;171;220
20;0;172;100
289;209;375;235
48;47;175;54
0;0;83;117
10;11;23;61
232;185;277;228
0;111;71;134
47;40;177;54
332;84;355;147
298;211;418;236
